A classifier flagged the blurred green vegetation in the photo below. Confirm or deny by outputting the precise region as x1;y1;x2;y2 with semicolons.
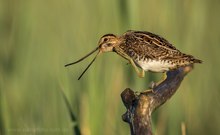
0;0;219;135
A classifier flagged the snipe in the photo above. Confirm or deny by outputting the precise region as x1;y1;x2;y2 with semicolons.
65;30;202;80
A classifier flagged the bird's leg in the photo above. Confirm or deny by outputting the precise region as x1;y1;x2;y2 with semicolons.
129;58;145;78
157;72;167;85
142;72;167;94
162;72;167;81
151;72;167;87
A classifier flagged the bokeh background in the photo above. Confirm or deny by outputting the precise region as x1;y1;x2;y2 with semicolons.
0;0;219;135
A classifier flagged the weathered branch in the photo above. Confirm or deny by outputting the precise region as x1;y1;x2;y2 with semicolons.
121;65;193;135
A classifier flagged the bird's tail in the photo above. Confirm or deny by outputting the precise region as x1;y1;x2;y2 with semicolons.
192;58;203;64
183;54;203;64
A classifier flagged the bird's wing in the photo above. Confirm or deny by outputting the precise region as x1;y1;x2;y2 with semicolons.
126;30;178;51
123;30;184;60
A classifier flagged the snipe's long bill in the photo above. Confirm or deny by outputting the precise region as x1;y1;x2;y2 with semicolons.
65;30;202;80
65;46;101;80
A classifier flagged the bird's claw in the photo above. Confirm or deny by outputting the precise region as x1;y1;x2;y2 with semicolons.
149;81;157;89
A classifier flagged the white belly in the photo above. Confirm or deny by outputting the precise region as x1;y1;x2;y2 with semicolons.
136;59;174;72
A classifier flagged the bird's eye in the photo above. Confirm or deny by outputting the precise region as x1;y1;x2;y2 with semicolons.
103;38;108;42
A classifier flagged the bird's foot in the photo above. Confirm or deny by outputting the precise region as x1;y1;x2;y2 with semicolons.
149;81;157;89
140;89;155;95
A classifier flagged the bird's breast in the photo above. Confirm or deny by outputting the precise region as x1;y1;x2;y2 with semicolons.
135;59;174;72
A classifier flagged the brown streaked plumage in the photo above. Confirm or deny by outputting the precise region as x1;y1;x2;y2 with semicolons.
65;30;202;80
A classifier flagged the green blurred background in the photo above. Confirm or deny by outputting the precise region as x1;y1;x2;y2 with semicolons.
0;0;219;135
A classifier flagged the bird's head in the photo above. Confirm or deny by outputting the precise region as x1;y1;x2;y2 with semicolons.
98;34;118;52
65;33;120;80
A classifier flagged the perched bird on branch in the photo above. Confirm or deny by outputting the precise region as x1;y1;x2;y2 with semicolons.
65;30;202;79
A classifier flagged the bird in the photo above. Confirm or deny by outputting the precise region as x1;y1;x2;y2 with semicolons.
65;30;202;80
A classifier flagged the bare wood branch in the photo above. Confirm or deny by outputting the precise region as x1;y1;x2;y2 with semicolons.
121;65;193;135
